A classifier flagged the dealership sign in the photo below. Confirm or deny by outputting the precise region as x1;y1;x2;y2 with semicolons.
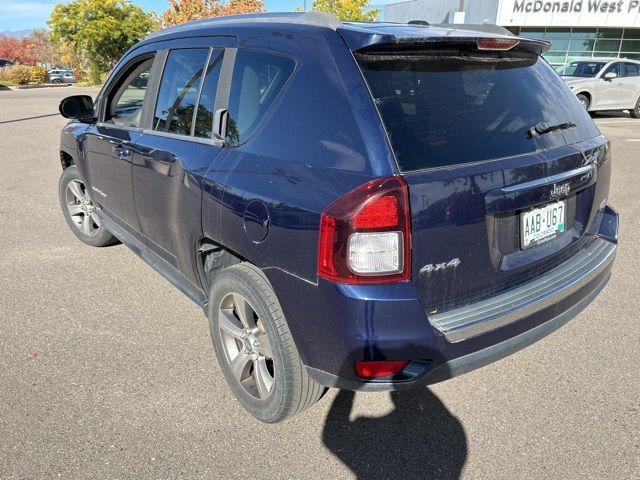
497;0;640;26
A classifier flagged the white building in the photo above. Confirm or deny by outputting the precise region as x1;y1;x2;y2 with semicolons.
384;0;640;66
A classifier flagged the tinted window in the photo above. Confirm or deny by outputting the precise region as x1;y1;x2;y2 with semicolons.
226;50;295;145
556;61;605;77
154;48;209;136
603;62;622;77
357;51;599;172
108;57;154;127
194;49;224;139
624;62;640;77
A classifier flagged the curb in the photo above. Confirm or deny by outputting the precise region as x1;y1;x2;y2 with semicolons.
1;83;73;90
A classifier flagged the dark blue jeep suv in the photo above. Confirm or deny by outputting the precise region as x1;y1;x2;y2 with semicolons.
57;12;618;422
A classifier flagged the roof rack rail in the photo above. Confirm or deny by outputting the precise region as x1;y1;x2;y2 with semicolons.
147;12;342;38
408;20;430;26
433;23;514;36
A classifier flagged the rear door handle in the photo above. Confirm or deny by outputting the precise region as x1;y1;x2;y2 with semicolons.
112;144;131;159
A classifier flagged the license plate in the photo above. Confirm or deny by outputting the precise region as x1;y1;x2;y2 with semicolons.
521;201;566;249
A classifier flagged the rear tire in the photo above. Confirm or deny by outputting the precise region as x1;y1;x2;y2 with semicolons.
631;96;640;119
51;78;62;84
58;166;118;247
208;263;325;423
577;93;590;111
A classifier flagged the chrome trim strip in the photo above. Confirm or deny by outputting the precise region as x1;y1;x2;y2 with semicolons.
501;164;595;193
429;238;617;343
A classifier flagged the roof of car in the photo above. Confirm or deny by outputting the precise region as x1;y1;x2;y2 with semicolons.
142;12;545;52
571;57;640;63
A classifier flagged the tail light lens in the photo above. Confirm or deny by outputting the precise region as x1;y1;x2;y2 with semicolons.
317;176;411;284
477;38;520;51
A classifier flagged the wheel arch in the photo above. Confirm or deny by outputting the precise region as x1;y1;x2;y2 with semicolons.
576;91;592;109
60;150;75;170
197;238;245;294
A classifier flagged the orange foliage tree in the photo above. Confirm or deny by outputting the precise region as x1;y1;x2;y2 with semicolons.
0;33;48;65
161;0;264;27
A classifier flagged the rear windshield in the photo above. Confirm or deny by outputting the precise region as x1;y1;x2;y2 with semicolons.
356;49;599;172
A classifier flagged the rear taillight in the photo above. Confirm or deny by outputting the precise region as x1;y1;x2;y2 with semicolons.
317;176;411;284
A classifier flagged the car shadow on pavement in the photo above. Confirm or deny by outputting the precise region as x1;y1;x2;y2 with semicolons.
322;355;467;480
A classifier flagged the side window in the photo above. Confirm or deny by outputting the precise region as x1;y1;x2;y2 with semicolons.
604;62;622;77
226;50;295;145
106;56;154;127
624;62;640;77
194;49;224;139
153;48;210;136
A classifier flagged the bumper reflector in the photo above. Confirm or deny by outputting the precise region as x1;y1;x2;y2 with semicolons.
355;360;409;379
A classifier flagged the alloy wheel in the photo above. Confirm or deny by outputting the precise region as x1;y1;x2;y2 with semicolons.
218;292;275;400
65;179;101;237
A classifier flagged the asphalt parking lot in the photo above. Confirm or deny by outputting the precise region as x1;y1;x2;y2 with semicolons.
0;87;638;479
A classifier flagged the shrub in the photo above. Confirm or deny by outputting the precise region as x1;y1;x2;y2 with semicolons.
29;65;47;84
0;67;11;84
0;64;49;85
7;64;33;85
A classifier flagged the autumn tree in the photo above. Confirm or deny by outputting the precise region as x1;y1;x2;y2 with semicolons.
312;0;379;21
161;0;264;27
0;33;49;65
48;0;157;84
219;0;264;15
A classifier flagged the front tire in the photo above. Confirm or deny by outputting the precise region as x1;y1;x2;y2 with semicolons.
58;166;117;247
577;93;590;111
208;263;325;423
631;96;640;118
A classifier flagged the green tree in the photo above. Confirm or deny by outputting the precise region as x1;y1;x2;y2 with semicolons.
48;0;157;84
312;0;379;21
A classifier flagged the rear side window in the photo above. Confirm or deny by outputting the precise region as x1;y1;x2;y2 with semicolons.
226;50;295;145
194;49;224;138
357;50;599;172
153;48;210;136
624;62;640;77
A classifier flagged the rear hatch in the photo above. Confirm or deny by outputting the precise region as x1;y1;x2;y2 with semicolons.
352;29;609;312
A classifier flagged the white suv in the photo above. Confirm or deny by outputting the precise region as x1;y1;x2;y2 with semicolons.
557;58;640;118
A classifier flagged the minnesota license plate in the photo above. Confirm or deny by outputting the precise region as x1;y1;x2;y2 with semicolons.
521;201;566;249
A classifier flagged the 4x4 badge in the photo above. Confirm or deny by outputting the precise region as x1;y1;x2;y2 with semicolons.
420;258;461;274
550;182;570;199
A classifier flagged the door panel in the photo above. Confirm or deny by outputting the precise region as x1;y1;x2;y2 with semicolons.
131;46;226;285
598;63;627;108
84;54;156;233
131;136;221;280
84;126;141;231
620;63;640;108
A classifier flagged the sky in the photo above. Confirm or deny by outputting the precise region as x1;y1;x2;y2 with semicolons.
0;0;392;33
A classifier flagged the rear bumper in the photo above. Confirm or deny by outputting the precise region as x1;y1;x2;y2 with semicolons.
307;266;611;391
429;237;616;343
266;204;618;391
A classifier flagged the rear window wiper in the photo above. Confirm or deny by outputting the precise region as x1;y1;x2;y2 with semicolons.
526;121;576;138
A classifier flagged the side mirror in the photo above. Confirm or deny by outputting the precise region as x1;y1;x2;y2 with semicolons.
603;72;618;81
59;95;96;121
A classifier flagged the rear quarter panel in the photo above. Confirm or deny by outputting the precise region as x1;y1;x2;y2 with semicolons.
201;26;398;282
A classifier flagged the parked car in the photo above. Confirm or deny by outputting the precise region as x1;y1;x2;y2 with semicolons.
56;13;618;422
557;58;640;117
48;69;76;84
0;59;13;68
